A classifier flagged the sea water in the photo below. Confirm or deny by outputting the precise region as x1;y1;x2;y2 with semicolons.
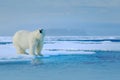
0;36;120;80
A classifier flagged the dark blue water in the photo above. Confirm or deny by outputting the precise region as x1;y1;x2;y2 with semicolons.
0;51;120;80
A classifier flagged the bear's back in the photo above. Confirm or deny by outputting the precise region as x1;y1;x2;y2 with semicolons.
16;30;30;35
13;30;31;39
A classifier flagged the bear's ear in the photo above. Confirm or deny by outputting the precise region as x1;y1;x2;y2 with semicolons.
39;29;43;33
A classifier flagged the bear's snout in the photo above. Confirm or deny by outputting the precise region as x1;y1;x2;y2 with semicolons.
39;29;43;33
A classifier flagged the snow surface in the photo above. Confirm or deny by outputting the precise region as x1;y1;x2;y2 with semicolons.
1;36;120;42
0;36;120;61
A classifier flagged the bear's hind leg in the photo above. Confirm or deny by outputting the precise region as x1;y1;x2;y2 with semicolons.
21;49;29;55
16;47;28;55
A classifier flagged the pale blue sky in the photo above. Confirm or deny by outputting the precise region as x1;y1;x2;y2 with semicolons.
0;0;120;36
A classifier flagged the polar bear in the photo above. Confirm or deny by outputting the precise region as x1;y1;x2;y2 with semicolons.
13;29;45;56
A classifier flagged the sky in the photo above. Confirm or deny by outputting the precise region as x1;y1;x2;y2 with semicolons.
0;0;120;36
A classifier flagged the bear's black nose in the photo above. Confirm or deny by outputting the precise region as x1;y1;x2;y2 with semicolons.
39;29;43;33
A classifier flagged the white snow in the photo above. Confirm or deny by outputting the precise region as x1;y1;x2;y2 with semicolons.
1;36;120;42
0;36;120;61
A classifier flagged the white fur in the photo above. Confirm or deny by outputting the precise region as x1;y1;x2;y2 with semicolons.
13;29;45;56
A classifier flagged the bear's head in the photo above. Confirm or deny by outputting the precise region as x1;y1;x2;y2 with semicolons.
34;29;45;40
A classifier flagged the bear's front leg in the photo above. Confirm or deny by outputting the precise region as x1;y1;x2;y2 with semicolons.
29;45;36;55
36;42;43;56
